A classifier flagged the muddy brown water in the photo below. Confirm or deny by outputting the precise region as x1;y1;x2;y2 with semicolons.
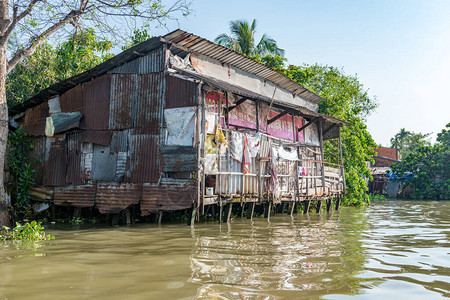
0;200;449;299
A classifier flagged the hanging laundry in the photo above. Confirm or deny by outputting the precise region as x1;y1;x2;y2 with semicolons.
215;124;227;146
243;134;251;174
205;112;217;134
246;132;261;158
271;144;298;161
230;131;244;162
205;134;219;154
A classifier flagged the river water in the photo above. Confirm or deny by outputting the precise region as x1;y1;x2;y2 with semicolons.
0;200;449;299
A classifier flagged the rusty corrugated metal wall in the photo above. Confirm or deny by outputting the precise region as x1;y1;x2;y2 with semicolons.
109;74;137;130
140;180;197;215
43;134;67;186
29;136;49;186
66;131;83;186
95;183;141;214
23;102;49;136
127;134;160;183
107;46;164;74
134;73;164;134
60;85;83;112
166;75;197;108
82;74;111;130
54;184;96;207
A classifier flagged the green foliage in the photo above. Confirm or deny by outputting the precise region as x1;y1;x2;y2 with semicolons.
392;123;449;200
259;60;378;206
0;221;54;242
215;19;284;57
369;194;386;201
122;28;152;50
390;128;431;158
7;129;35;219
7;28;113;106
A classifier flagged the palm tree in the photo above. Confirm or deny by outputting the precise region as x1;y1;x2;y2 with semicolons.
215;19;285;57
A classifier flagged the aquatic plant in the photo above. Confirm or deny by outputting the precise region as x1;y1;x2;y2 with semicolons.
0;221;54;242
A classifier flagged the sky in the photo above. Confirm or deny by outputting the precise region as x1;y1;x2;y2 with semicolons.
149;0;450;146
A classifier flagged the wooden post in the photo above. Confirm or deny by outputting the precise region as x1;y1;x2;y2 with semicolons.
247;202;255;220
188;203;196;226
219;200;223;224
304;200;311;214
226;203;233;222
196;82;203;221
326;199;332;212
319;121;326;196
256;100;262;204
335;195;341;211
157;211;163;225
338;127;346;193
217;91;222;210
316;200;322;214
125;208;131;225
201;91;206;216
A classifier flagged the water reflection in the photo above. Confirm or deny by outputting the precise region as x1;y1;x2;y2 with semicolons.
189;209;371;299
0;201;448;299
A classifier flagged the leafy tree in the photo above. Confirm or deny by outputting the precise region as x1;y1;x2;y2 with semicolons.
215;19;284;57
390;128;431;158
0;0;191;226
392;123;449;200
259;58;378;206
7;28;113;106
122;28;152;51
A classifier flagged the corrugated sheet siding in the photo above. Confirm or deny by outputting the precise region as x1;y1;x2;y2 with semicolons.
109;74;137;130
95;183;141;214
54;185;96;207
82;74;111;130
80;130;113;146
134;73;164;134
165;75;197;108
127;134;159;183
60;85;83;112
29;136;49;186
108;46;164;74
140;179;196;215
66;131;83;185
23;102;49;136
43;134;67;186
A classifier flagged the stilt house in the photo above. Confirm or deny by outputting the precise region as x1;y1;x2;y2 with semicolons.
8;30;348;219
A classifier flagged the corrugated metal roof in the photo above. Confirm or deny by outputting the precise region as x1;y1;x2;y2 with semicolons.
165;74;197;108
134;72;165;134
140;179;196;215
109;74;137;130
82;74;111;130
22;102;49;136
171;67;350;125
10;30;326;117
162;30;323;104
43;134;67;186
54;184;96;207
95;183;141;214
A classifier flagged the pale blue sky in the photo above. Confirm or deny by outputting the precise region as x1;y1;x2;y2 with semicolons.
151;0;450;145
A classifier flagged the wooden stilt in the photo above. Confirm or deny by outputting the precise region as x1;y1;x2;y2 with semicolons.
157;211;163;225
290;201;295;216
227;203;233;222
247;202;255;220
125;208;131;225
188;204;196;226
316;200;322;214
51;204;56;222
335;195;341;211
112;213;120;226
304;200;311;214
219;201;223;224
326;199;332;212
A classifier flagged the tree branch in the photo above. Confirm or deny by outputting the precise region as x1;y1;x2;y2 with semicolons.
4;0;41;38
7;9;82;74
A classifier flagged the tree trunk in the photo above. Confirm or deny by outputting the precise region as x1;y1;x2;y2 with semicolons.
0;0;10;226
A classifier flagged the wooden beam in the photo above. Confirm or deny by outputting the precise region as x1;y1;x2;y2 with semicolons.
322;123;336;137
226;97;249;113
297;117;319;133
268;109;290;125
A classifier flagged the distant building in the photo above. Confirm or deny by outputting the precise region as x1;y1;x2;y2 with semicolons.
369;147;402;196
